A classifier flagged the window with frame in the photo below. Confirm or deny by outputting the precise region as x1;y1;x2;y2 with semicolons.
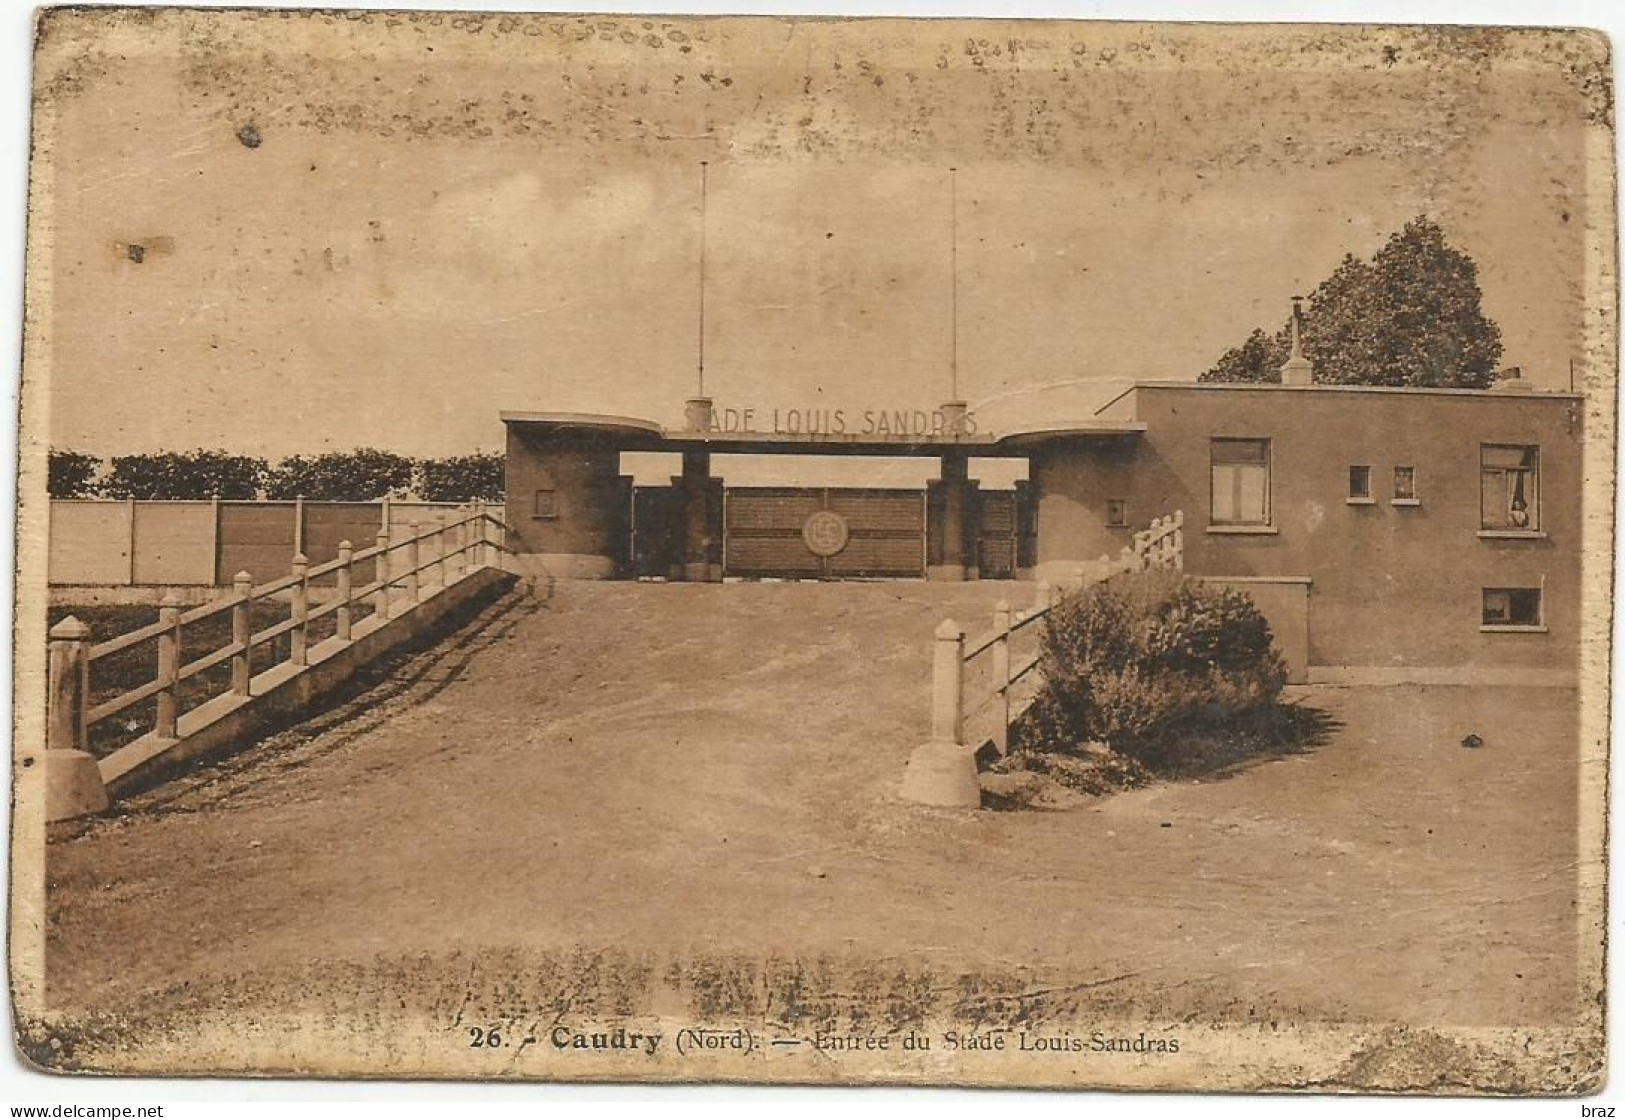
1481;445;1539;531
1105;499;1127;528
1348;465;1372;502
1210;438;1271;526
1482;587;1543;629
533;488;559;519
1393;466;1418;502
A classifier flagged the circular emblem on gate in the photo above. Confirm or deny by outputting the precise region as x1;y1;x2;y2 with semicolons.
802;510;851;557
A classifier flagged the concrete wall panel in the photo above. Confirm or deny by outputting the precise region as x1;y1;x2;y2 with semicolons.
49;501;133;585
131;502;216;585
217;503;298;586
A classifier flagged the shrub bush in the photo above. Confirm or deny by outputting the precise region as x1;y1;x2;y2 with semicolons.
1017;571;1286;761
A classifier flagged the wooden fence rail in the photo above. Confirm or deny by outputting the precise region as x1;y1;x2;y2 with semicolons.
46;508;511;769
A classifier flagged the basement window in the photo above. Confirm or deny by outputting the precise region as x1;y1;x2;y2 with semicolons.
533;488;559;519
1482;587;1544;631
1106;499;1127;528
1347;465;1374;504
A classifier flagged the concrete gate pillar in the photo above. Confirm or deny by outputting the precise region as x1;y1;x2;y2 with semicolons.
927;451;977;581
676;449;723;582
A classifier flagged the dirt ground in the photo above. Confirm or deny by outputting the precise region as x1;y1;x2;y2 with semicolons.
37;579;1584;1077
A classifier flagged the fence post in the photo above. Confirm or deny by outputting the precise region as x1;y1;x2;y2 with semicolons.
1073;563;1089;590
374;528;392;620
435;513;449;590
47;617;91;754
290;553;310;667
45;616;108;821
1172;510;1185;570
126;498;137;586
231;571;253;696
336;540;354;641
1120;545;1138;573
992;601;1011;756
210;495;221;583
448;514;465;581
406;522;421;603
155;591;182;739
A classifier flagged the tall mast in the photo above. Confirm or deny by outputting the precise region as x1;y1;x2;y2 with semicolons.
949;166;959;402
697;160;709;398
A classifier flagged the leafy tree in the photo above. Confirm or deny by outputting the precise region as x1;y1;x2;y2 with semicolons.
419;453;505;503
1200;328;1284;385
48;449;102;498
1200;217;1504;388
103;450;267;499
265;448;415;501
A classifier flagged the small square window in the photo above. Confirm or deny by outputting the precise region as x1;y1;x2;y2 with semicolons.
1393;466;1418;502
1482;587;1542;628
1105;499;1127;528
1348;465;1372;501
533;488;559;519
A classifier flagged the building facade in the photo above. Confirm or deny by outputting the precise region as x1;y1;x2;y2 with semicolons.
503;376;1583;687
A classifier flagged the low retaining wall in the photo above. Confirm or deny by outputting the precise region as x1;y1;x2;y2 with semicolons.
1198;576;1311;685
99;566;517;797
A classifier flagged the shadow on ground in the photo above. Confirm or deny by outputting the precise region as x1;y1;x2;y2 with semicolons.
983;699;1344;811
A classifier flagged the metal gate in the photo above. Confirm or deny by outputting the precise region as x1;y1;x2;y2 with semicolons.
978;491;1018;579
630;486;681;578
724;487;926;578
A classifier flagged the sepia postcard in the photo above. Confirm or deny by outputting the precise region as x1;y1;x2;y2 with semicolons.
7;5;1617;1094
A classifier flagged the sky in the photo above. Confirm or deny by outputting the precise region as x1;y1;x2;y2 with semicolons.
27;11;1608;485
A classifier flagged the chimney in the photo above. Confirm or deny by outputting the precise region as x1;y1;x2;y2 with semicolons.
684;397;716;432
1494;366;1532;393
1279;296;1314;386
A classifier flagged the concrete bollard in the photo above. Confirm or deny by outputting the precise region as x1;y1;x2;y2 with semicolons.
992;600;1011;757
900;619;981;808
155;592;182;739
45;617;109;822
